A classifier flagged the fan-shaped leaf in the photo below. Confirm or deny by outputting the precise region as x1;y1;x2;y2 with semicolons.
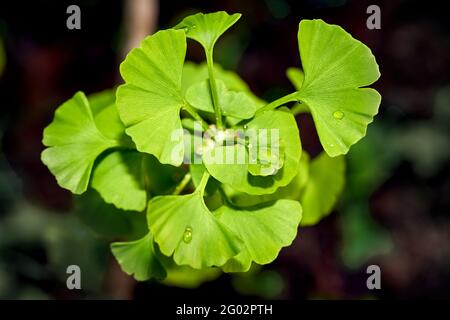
117;29;187;166
295;19;381;157
111;233;166;281
175;11;241;53
215;199;302;272
41;92;120;194
147;175;243;269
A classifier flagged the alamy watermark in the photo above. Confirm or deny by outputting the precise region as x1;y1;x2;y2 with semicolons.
66;5;81;30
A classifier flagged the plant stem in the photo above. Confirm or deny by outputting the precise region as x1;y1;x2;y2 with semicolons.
183;102;209;130
206;50;223;128
257;91;299;114
173;173;191;195
197;171;210;196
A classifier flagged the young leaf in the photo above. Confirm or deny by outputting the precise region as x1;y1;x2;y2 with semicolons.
175;11;241;53
186;79;257;119
116;29;187;166
182;62;264;107
147;174;243;269
203;108;301;195
300;152;346;226
41;92;120;194
215;199;302;272
111;232;166;281
294;19;381;157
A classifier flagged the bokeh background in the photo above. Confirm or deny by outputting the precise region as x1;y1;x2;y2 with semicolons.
0;0;449;299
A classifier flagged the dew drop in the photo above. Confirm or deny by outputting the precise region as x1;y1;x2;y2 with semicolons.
333;110;345;120
183;227;192;243
243;125;248;130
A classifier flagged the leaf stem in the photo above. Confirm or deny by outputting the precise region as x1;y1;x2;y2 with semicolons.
257;91;299;114
183;102;209;130
173;173;192;195
206;50;223;128
196;171;210;196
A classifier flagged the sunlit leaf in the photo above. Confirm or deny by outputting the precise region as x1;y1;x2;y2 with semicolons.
295;19;381;157
204;108;301;195
117;29;187;166
147;175;243;269
175;11;241;53
111;232;166;281
41;92;120;194
91;151;148;212
215;199;302;272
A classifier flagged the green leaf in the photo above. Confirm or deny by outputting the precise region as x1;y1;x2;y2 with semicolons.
203;108;301;195
117;29;187;166
175;11;241;53
92;149;186;211
215;199;302;272
294;19;381;157
41;92;120;194
186;79;257;119
91;151;148;212
286;67;304;90
225;152;310;207
147;174;243;269
89;90;132;145
300;152;346;226
75;189;147;239
111;232;166;281
182;62;264;107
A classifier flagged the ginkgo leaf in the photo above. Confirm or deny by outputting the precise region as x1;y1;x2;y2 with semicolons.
76;189;147;239
182;62;265;107
175;11;241;53
225;152;310;207
116;29;186;166
92;150;185;212
111;232;166;281
91;151;148;212
300;152;346;226
203;108;301;195
41;92;120;194
186;79;257;119
147;174;243;269
286;67;304;91
89;90;132;145
215;199;302;272
294;19;381;157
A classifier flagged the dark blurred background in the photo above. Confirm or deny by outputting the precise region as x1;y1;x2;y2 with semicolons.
0;0;449;299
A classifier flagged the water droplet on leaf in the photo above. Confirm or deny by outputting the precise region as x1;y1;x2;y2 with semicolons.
183;227;192;243
332;110;344;120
